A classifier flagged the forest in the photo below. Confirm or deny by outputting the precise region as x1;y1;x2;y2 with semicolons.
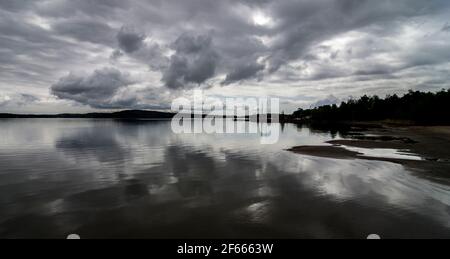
292;89;450;125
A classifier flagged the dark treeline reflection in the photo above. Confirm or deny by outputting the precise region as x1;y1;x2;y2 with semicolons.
0;119;449;238
293;89;450;124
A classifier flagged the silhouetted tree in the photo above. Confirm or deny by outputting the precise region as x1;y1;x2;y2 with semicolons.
292;89;450;125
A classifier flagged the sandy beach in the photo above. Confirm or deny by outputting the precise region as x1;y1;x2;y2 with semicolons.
289;125;450;184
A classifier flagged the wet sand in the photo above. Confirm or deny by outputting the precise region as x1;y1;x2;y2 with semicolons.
357;126;450;162
289;125;450;184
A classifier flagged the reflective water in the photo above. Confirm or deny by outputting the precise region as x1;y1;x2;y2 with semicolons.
0;119;449;238
341;145;425;161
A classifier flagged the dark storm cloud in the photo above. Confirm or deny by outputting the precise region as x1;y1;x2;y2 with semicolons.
117;27;146;53
0;8;103;89
53;19;116;45
1;0;450;111
222;61;265;85
162;34;219;89
51;68;135;109
50;67;172;110
265;0;450;72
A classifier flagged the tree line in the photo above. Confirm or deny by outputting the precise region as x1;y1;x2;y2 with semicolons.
292;89;450;125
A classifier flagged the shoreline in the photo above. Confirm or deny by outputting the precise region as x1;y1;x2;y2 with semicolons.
288;124;450;184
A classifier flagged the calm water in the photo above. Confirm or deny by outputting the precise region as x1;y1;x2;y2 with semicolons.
0;119;449;238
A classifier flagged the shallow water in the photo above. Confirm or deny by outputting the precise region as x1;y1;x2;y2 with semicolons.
341;145;425;161
0;119;449;238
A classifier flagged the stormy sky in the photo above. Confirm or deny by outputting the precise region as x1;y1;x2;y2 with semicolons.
1;0;449;113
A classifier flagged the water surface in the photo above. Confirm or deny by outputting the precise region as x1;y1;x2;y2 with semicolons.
0;119;449;238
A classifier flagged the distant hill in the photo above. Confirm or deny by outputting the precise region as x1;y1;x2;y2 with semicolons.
0;110;175;119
